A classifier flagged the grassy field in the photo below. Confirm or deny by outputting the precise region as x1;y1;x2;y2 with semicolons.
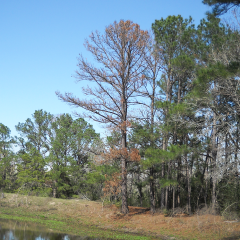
0;193;240;240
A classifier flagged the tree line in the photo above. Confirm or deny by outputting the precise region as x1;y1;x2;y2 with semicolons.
1;7;240;215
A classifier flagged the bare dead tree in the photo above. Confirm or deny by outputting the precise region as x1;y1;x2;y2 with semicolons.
56;20;149;214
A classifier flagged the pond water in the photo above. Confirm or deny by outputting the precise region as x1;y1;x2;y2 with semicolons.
0;219;106;240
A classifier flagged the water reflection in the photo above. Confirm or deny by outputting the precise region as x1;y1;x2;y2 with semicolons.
0;219;103;240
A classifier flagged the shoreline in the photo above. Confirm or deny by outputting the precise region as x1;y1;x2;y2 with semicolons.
0;194;160;240
0;211;157;240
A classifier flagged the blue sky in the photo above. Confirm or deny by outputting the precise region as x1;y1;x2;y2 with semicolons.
0;0;210;139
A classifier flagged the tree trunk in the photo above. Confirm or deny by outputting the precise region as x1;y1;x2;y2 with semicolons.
177;186;181;207
173;186;175;211
53;180;57;198
185;151;191;214
204;179;208;207
212;178;216;209
0;188;4;199
149;71;156;214
187;175;191;214
165;186;169;209
177;156;181;208
150;167;156;213
121;160;128;213
161;163;165;209
121;129;129;214
138;185;143;207
211;111;217;210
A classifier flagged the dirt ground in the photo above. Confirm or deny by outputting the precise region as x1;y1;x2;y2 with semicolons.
1;194;240;239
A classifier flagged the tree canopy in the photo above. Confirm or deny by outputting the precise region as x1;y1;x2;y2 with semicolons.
203;0;240;15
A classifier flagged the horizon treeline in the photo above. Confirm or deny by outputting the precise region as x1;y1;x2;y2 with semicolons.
1;12;240;215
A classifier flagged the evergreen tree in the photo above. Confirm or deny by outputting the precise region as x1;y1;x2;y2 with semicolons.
203;0;240;16
16;109;53;155
152;15;197;212
181;15;240;210
16;149;48;195
48;114;101;198
0;123;15;192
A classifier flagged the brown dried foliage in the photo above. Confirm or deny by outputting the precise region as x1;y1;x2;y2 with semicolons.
102;172;122;198
102;147;141;164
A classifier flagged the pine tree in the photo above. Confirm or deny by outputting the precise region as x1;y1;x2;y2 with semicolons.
152;15;197;212
203;0;240;16
0;123;15;193
56;20;148;214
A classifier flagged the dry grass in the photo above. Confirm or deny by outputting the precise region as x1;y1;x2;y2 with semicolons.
1;193;240;239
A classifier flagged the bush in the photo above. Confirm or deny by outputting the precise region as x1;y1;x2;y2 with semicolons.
163;208;170;216
221;202;240;221
115;200;122;209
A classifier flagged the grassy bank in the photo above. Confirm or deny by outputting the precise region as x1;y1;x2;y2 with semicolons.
0;193;240;239
0;193;161;240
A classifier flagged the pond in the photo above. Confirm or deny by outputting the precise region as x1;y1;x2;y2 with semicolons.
0;219;108;240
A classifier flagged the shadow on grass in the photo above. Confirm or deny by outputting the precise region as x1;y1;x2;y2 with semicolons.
128;206;150;216
222;231;240;239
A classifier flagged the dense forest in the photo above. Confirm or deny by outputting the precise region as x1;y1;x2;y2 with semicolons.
1;4;240;216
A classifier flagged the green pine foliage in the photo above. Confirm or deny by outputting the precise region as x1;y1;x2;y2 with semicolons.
0;123;16;192
203;0;240;16
16;149;49;196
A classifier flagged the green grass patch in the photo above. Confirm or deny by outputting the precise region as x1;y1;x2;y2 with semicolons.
0;207;156;240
